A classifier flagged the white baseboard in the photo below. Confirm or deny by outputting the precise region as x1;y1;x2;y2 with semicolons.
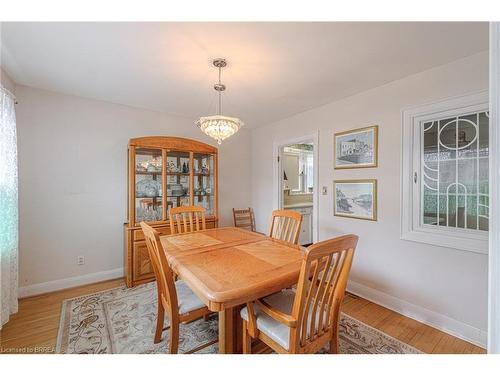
347;280;487;349
18;268;124;298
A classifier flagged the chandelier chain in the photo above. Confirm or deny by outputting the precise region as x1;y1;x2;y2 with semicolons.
218;65;222;115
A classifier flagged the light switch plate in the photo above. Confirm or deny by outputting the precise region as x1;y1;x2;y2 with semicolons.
322;186;328;195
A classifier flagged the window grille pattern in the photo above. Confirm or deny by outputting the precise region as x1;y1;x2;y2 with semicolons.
421;111;489;231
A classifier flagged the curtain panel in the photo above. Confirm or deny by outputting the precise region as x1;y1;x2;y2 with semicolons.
0;86;18;328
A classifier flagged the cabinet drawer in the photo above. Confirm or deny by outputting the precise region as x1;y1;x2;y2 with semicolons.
133;241;155;282
299;212;312;245
134;225;171;241
133;220;216;242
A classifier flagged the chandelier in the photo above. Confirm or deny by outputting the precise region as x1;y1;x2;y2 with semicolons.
196;58;244;145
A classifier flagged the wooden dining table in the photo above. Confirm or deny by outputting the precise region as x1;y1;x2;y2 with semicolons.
160;226;305;353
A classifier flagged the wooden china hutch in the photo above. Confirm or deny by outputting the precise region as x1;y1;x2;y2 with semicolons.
124;136;218;287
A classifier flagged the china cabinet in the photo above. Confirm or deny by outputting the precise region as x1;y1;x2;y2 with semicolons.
124;136;218;287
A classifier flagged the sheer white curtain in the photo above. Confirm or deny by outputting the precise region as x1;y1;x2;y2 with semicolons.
0;86;18;328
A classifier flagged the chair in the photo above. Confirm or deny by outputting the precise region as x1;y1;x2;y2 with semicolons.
140;222;214;353
233;207;256;232
169;206;206;234
240;234;358;354
268;209;303;245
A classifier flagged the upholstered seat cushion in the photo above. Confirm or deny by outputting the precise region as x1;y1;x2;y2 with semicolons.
240;289;296;350
175;280;206;315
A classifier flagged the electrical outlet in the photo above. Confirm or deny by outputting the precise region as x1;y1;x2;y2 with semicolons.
77;256;85;266
322;186;328;195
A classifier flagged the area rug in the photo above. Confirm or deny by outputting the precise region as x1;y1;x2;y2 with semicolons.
56;282;420;354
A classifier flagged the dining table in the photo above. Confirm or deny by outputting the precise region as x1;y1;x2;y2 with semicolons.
160;226;305;353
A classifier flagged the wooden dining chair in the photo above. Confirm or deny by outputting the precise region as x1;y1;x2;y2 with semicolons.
268;209;303;245
140;222;215;353
233;207;256;232
169;206;206;234
240;234;358;354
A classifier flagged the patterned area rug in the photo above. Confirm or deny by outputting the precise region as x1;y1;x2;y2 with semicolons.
56;282;420;354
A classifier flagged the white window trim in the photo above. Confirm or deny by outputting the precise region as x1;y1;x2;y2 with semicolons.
488;21;500;354
401;90;489;254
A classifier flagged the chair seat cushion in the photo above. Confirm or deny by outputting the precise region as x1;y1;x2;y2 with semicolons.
175;280;206;315
240;289;296;350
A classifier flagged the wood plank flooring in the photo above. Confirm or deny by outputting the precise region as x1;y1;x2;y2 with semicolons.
0;279;124;353
0;279;486;354
342;292;486;354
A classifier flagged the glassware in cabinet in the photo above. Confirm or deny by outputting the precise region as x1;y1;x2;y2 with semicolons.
134;148;163;223
193;152;215;216
166;151;191;217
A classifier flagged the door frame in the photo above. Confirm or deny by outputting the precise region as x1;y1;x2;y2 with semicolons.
488;21;500;354
272;131;320;243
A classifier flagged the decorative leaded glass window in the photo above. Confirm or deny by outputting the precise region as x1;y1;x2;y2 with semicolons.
421;111;489;231
401;91;489;254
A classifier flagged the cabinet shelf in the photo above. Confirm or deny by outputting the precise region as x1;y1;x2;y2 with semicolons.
136;170;162;175
136;171;212;176
169;172;212;176
137;195;211;200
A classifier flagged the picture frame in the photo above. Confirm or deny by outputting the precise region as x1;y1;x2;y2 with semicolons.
334;179;377;221
334;125;378;169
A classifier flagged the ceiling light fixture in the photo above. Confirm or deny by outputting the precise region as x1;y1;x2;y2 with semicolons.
196;58;244;145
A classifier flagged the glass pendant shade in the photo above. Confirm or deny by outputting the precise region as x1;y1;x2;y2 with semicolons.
196;115;244;145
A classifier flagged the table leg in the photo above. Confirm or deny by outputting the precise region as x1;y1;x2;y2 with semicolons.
234;306;243;353
218;307;234;354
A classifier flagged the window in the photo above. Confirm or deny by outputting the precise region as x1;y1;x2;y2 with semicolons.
297;151;314;193
283;145;314;194
304;152;314;192
401;91;489;253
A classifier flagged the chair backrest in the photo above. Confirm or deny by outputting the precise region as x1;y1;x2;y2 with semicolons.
233;207;256;232
268;209;303;245
140;222;179;319
169;206;206;234
290;234;358;351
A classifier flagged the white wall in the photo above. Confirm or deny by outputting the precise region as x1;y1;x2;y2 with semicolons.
15;85;251;291
250;51;489;347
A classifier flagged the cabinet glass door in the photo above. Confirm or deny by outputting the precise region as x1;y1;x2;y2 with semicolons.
166;151;191;217
135;148;163;222
193;153;215;216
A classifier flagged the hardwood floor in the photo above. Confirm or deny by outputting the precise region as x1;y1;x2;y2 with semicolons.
0;279;124;353
342;293;486;354
0;279;486;354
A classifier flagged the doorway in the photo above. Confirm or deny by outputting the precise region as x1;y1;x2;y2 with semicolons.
273;133;319;245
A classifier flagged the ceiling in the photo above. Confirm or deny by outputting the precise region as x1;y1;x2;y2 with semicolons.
0;22;488;127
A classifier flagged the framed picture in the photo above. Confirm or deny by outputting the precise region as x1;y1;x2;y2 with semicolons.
334;179;377;221
334;125;378;169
